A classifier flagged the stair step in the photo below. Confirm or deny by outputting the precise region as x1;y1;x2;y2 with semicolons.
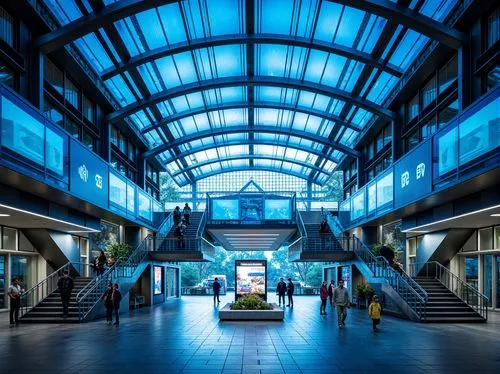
424;317;486;323
24;312;78;317
19;317;80;324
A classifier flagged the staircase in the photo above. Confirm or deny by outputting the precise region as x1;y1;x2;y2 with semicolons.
302;223;343;251
166;211;204;239
414;278;485;323
20;277;93;323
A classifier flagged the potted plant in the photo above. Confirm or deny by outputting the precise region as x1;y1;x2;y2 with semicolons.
355;284;367;309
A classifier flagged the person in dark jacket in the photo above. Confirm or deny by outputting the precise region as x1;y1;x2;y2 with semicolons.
183;203;192;225
286;278;295;308
320;280;328;315
174;221;186;249
102;283;114;324
328;280;335;309
276;278;287;307
173;206;182;225
57;270;74;318
112;283;122;325
213;277;221;304
97;251;107;277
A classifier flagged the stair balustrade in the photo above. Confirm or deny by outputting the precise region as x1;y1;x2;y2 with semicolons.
409;261;488;321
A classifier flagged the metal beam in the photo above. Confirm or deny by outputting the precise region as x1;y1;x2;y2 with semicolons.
143;125;359;159
171;155;330;177
140;101;362;134
329;0;465;49
107;76;396;123
100;34;403;80
158;139;339;164
34;0;177;53
189;166;322;185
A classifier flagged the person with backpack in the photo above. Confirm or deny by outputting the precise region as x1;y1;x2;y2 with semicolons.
183;203;192;225
102;283;114;324
213;277;221;304
174;221;186;249
57;270;74;318
368;295;382;331
112;283;122;325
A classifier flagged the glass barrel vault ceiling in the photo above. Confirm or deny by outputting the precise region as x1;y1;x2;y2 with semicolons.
42;0;459;187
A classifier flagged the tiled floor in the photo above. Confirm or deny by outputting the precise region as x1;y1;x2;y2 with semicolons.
1;294;499;374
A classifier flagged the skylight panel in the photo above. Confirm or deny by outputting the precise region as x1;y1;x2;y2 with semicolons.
260;0;293;35
206;0;241;35
389;30;429;70
104;75;136;106
44;0;82;25
74;34;113;73
157;3;187;44
334;6;365;48
322;54;349;88
314;1;342;43
135;9;165;50
214;45;245;77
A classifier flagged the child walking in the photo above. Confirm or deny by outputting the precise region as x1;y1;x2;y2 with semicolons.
368;295;382;331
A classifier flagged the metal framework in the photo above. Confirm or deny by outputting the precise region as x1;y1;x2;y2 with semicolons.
159;139;340;165
140;101;362;135
144;125;360;159
170;155;330;177
34;0;178;53
106;76;396;123
100;34;403;80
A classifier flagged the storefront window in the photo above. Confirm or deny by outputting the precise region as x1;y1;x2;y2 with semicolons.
2;227;17;250
438;99;458;129
421;76;437;108
421;116;437;140
438;55;457;93
407;95;419;121
483;255;493;307
478;228;493;250
465;256;478;290
11;256;32;289
0;255;5;309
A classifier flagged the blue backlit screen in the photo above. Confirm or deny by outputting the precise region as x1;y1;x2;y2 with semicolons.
212;199;240;220
264;199;291;220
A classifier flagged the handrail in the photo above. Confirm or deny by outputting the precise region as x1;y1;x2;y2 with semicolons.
410;261;488;320
156;212;173;237
196;210;207;239
351;235;428;321
76;236;151;321
296;210;307;238
20;262;71;317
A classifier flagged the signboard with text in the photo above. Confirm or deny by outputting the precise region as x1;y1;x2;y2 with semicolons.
70;139;109;208
235;260;267;301
394;140;432;208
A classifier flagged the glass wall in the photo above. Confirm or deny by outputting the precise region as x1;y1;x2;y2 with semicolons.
483;255;493;307
465;257;478;290
0;255;5;309
497;255;500;309
10;256;32;290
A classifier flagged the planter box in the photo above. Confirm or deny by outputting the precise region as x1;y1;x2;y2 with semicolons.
219;303;284;321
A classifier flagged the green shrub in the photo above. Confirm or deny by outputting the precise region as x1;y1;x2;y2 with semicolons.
106;243;133;263
230;295;272;310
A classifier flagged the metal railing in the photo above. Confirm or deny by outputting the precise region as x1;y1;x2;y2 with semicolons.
157;212;174;237
296;210;307;238
153;236;216;258
409;261;488;321
196;211;207;238
76;236;151;321
351;236;428;321
20;262;71;318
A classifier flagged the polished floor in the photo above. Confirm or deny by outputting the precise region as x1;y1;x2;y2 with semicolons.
1;294;499;374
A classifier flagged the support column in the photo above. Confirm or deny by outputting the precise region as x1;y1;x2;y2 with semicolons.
191;182;197;208
29;49;44;111
137;155;146;190
356;152;366;189
391;119;402;163
306;181;312;211
458;44;472;112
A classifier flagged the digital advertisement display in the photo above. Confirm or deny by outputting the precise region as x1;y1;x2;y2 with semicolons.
1;96;45;166
70;139;109;208
437;126;458;176
459;97;500;166
240;196;263;221
264;199;291;220
394;141;431;208
109;172;127;209
235;260;267;301
212;199;240;220
154;266;163;295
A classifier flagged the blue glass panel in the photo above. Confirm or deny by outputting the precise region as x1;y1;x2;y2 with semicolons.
74;34;113;73
390;30;429;70
338;61;365;93
158;3;187;44
138;190;152;221
155;57;181;88
335;6;365;47
260;0;293;34
138;63;162;95
104;76;136;106
44;0;82;24
114;19;142;56
207;0;240;35
376;171;393;208
351;188;365;220
127;183;135;214
436;126;458;177
359;16;387;53
367;71;397;104
314;2;342;43
214;45;245;77
110;172;127;209
421;0;458;21
135;9;165;51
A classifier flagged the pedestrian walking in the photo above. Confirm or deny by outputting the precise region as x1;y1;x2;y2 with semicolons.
112;283;122;325
213;277;221;304
173;206;182;225
102;283;114;324
174;221;186;249
97;251;107;276
57;270;74;318
328;280;335;309
8;278;23;325
276;278;287;307
286;278;294;308
183;203;192;225
368;295;382;331
319;281;328;315
333;279;350;328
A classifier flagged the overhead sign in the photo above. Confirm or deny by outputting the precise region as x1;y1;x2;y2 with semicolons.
70;139;109;208
394;140;432;208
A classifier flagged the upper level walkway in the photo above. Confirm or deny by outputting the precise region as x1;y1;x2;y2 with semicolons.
1;294;499;374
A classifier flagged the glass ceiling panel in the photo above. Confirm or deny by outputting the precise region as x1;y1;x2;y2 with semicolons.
41;0;458;187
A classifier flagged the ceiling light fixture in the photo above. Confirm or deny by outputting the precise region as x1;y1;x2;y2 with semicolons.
223;233;280;237
490;213;500;217
0;213;10;217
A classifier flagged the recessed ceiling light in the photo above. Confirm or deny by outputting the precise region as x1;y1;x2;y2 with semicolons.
491;214;500;217
0;214;10;217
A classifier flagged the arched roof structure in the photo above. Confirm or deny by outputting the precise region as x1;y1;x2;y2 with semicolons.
38;0;463;186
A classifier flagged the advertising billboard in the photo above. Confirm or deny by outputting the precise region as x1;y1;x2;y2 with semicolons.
394;140;432;208
154;266;163;295
235;260;267;301
264;199;291;220
211;199;240;220
70;139;109;208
